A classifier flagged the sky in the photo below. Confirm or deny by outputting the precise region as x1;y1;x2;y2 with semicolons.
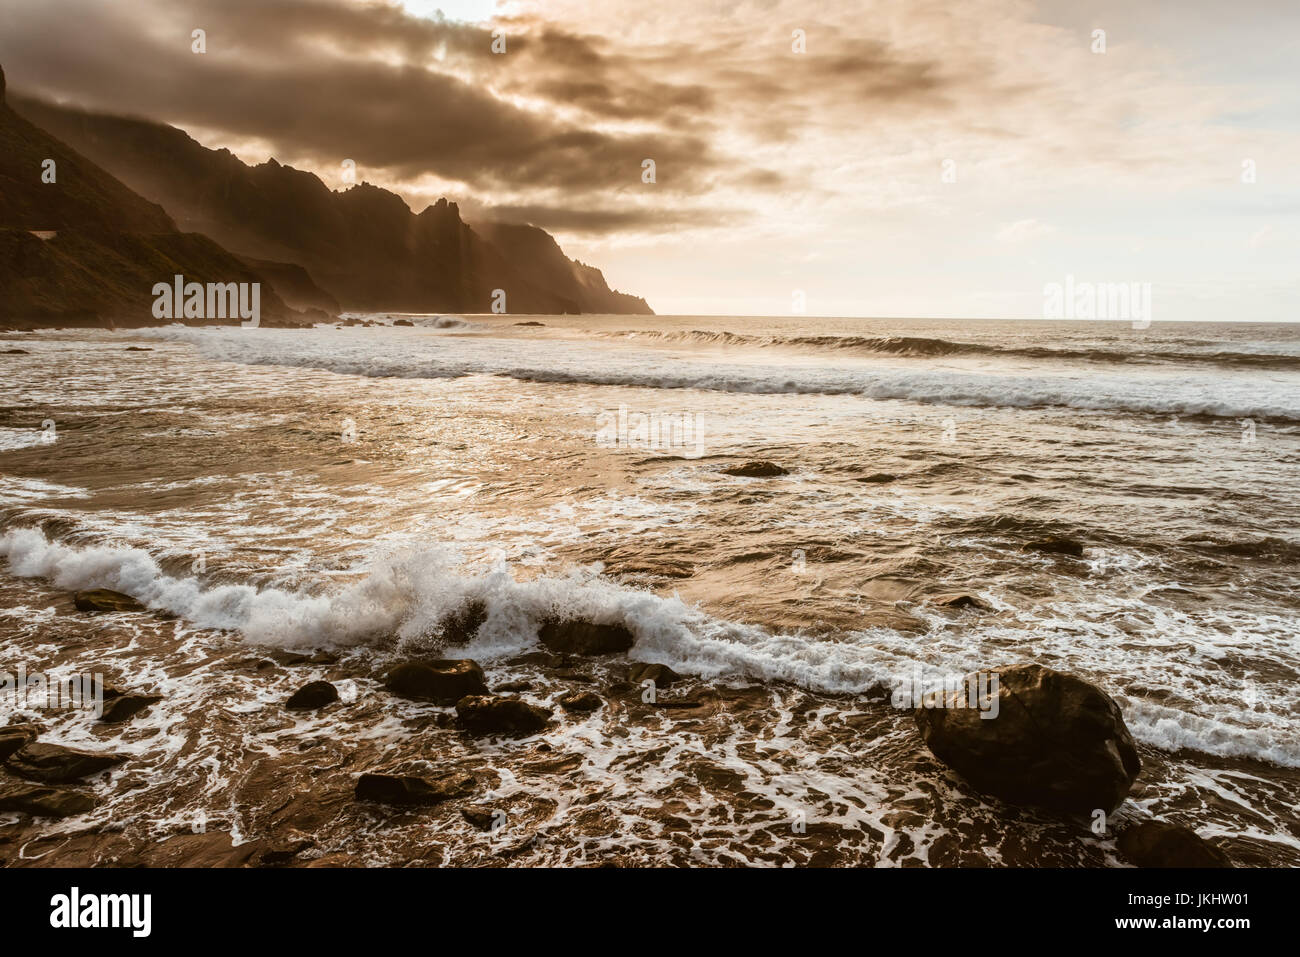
1;0;1298;320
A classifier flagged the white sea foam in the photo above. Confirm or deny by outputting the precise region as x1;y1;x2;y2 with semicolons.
140;326;1300;422
3;525;1297;768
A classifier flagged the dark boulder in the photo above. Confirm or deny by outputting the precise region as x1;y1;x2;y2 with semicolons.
439;600;487;644
384;659;488;704
99;692;162;723
0;723;39;761
559;691;603;713
933;593;990;611
6;742;127;784
285;681;339;711
1024;537;1086;558
538;618;634;655
455;695;551;736
628;662;683;687
913;663;1141;814
461;807;499;830
354;772;475;806
722;461;789;478
73;589;145;613
0;783;96;818
1118;821;1231;868
856;472;897;483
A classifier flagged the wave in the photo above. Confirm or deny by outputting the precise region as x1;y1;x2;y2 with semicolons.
3;525;1297;768
140;327;1300;422
605;329;1300;370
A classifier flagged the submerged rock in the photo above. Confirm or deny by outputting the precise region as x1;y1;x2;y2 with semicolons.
538;618;634;655
6;742;128;784
0;782;96;817
73;589;145;614
913;663;1141;814
0;723;39;761
628;662;683;687
285;681;339;711
856;472;897;483
559;690;603;713
99;692;162;723
1024;537;1086;558
932;593;990;611
385;659;488;704
354;772;475;806
722;461;789;478
1118;821;1231;868
455;695;551;736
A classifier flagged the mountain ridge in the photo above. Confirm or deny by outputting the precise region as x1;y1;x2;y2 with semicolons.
11;94;654;316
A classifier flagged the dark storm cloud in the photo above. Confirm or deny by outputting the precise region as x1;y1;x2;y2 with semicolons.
0;0;962;234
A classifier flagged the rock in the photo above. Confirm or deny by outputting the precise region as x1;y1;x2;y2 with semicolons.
384;659;488;704
2;348;29;355
99;692;162;723
255;833;315;866
285;681;339;710
722;461;789;478
1024;537;1086;558
124;346;153;352
559;691;603;713
6;742;128;784
455;695;551;736
0;783;96;818
354;772;475;806
440;600;487;644
73;589;145;614
856;472;897;483
538;618;635;655
0;723;39;761
1118;821;1231;868
933;593;990;611
461;807;498;830
495;680;532;693
513;321;545;326
628;662;683;687
392;319;414;326
913;663;1141;814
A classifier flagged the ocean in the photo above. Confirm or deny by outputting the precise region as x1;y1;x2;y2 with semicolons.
1;314;1297;866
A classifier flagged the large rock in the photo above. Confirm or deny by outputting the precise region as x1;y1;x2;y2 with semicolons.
384;659;488;704
354;772;475;806
285;681;339;711
913;663;1141;814
1118;821;1231;868
538;619;634;655
73;589;145;613
0;782;96;818
5;742;127;784
455;695;551;736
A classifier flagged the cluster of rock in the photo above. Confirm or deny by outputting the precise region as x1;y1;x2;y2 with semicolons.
6;576;1235;868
